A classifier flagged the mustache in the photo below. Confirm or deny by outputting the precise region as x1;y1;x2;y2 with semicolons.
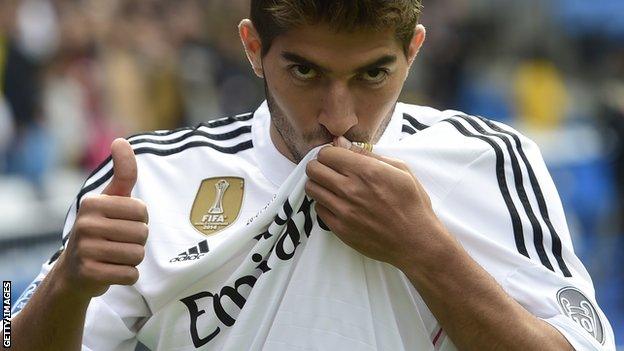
303;126;370;144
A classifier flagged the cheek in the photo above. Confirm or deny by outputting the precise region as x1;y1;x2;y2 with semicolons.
378;75;406;104
355;83;401;123
269;72;322;127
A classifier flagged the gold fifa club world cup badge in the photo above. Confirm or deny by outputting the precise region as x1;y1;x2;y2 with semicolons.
190;177;244;236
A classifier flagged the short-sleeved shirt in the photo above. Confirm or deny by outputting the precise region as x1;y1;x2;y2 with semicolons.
13;101;616;350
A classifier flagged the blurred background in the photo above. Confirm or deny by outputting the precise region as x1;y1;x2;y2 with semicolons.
0;0;622;347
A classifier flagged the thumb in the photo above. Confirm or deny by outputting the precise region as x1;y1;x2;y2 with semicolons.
102;138;137;197
334;136;409;172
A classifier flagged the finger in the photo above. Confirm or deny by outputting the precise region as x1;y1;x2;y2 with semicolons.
305;159;349;197
80;195;148;223
304;179;346;215
87;262;140;286
316;145;368;176
335;136;410;172
102;138;137;197
101;218;149;245
103;197;149;224
314;202;342;234
84;241;145;266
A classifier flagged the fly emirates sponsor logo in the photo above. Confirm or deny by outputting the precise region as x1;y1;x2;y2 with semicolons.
179;196;325;348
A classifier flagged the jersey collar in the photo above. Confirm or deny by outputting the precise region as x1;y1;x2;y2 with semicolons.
252;101;405;187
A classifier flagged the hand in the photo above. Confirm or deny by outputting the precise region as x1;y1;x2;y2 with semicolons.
56;138;149;299
304;137;451;270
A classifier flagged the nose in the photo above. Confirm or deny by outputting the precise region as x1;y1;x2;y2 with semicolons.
318;81;358;137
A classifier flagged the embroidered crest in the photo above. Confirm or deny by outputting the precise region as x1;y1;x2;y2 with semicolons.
557;287;604;344
190;177;244;236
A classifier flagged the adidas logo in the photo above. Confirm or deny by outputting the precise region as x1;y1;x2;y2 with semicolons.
170;240;209;263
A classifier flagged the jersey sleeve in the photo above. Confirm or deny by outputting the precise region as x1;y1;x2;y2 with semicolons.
11;157;150;351
434;116;615;350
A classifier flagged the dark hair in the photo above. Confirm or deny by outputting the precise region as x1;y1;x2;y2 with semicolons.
250;0;423;56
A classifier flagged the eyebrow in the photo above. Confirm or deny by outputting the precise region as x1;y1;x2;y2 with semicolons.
281;51;397;74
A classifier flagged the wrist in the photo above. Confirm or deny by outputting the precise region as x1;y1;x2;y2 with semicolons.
394;222;467;289
393;221;461;274
49;256;93;306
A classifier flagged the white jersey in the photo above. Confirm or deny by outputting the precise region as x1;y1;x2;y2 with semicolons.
14;102;616;350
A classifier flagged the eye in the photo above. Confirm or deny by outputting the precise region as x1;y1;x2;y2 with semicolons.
290;65;318;80
360;68;389;84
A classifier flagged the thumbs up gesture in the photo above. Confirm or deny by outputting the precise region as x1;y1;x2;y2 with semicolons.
103;138;139;197
55;138;149;299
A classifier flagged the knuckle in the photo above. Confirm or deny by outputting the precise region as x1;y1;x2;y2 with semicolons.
81;195;103;212
343;183;358;197
74;242;87;261
305;160;315;176
72;219;87;237
77;260;95;280
75;216;100;236
79;196;95;211
139;223;149;243
304;180;315;194
131;245;146;264
138;247;146;263
132;198;149;222
395;159;408;170
336;180;349;197
132;198;147;209
80;244;101;266
343;206;357;221
123;268;139;285
361;166;382;184
362;165;378;179
73;237;92;258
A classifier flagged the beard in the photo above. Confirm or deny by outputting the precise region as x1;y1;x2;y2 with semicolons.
264;81;394;163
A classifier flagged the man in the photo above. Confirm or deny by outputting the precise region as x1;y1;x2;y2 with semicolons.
10;1;616;350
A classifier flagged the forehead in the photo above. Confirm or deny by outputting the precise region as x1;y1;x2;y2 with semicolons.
267;23;405;70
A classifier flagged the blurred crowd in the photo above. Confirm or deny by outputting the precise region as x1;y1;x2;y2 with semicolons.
0;0;623;343
0;0;264;186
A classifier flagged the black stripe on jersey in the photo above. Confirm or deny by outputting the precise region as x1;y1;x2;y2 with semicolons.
201;112;254;128
475;116;571;277
129;125;251;146
84;155;113;186
126;112;253;140
73;130;249;215
48;245;65;263
64;116;254;246
444;118;530;260
132;139;253;157
403;113;429;131
402;124;417;135
74;139;253;212
456;115;556;273
59;207;72;248
127;125;195;139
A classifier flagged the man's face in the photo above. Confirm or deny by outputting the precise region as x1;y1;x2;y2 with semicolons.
259;23;415;163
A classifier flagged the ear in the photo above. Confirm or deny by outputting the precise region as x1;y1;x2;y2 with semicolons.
239;19;264;78
406;24;426;67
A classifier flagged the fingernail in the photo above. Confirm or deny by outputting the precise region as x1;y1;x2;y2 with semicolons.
335;136;352;149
